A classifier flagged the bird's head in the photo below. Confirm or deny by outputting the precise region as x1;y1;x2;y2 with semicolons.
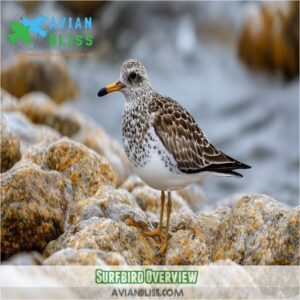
98;59;151;99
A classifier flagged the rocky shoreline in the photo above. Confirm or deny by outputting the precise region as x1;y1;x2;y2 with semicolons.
1;57;299;266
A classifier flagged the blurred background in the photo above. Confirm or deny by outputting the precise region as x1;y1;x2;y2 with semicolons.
1;1;299;207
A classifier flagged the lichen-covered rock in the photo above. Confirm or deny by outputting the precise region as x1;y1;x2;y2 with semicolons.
0;117;21;172
76;125;131;186
44;217;160;265
22;141;51;166
212;195;300;265
44;138;116;201
16;92;130;186
165;229;210;265
3;112;61;151
1;56;79;103
165;207;231;265
3;252;44;265
0;161;71;259
67;185;153;229
44;248;127;265
18;92;82;136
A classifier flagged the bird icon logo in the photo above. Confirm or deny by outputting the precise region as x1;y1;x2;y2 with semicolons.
7;16;48;45
20;16;48;38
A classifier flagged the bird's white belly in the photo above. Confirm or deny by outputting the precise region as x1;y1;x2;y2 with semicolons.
133;152;192;191
128;127;224;191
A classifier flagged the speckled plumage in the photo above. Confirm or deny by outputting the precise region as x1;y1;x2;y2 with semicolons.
119;59;250;190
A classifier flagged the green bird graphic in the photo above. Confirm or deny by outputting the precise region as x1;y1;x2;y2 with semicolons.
7;22;31;45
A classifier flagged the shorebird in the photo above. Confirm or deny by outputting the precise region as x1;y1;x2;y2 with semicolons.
98;59;251;253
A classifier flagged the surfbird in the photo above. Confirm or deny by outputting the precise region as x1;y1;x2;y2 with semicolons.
98;59;251;253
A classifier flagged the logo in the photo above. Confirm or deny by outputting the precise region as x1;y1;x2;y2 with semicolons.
7;14;93;49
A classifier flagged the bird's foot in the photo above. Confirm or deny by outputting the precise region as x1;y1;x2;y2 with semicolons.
159;241;168;254
144;228;163;239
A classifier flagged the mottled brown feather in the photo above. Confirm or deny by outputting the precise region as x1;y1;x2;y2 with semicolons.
148;94;244;174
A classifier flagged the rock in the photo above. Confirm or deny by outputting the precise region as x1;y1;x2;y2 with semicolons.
44;138;116;201
131;186;192;217
44;248;127;265
3;112;61;151
165;229;210;265
0;88;18;111
23;138;116;202
17;92;130;186
0;116;21;172
212;195;300;265
165;207;231;265
1;56;79;103
76;125;131;186
67;185;153;229
18;92;82;136
22;141;52;165
121;175;145;192
238;2;299;80
3;252;44;265
44;217;160;265
0;160;71;259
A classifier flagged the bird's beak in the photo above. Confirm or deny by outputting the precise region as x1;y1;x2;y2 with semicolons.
98;81;125;97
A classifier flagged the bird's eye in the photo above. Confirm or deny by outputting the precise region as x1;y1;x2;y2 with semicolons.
129;71;137;80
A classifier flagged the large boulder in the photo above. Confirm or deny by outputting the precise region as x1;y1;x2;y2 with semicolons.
67;184;153;228
17;92;131;186
212;195;300;265
1;56;79;103
165;207;231;265
3;111;61;151
0;161;71;259
44;217;160;265
45;138;116;200
18;92;82;136
24;138;117;201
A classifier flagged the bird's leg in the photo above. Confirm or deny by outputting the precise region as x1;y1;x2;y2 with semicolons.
145;190;165;238
159;191;172;254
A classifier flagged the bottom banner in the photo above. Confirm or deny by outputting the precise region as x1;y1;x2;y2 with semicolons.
1;265;299;299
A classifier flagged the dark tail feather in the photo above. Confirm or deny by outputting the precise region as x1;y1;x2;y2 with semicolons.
199;159;251;177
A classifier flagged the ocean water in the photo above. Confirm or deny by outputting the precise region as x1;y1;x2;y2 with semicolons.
2;1;299;207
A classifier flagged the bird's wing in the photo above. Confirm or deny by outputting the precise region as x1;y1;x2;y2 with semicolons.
149;94;249;174
32;16;48;26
